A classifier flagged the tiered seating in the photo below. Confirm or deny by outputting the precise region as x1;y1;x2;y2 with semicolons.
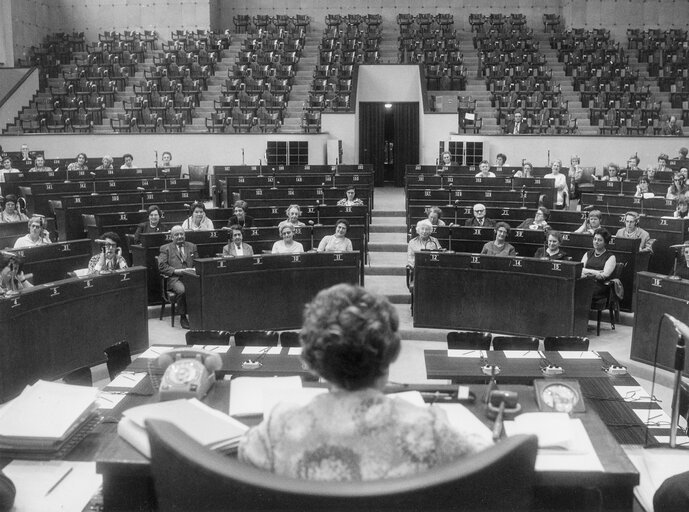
554;28;658;135
396;14;467;91
216;21;302;133
475;14;566;134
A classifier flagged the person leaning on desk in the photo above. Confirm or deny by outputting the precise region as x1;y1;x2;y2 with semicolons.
238;284;493;480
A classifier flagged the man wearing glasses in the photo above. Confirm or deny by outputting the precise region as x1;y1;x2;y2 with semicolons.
158;225;197;329
13;216;52;248
464;203;496;227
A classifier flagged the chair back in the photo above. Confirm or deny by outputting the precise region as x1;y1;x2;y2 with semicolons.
147;418;538;512
543;336;590;351
186;164;209;191
234;330;279;346
185;330;232;346
104;341;132;380
279;331;300;347
447;331;492;350
492;336;540;351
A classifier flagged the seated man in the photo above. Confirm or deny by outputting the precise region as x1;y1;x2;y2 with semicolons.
464;203;496;227
158;225;197;329
407;219;441;268
615;211;653;252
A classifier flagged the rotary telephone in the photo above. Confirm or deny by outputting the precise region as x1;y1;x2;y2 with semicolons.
156;348;223;401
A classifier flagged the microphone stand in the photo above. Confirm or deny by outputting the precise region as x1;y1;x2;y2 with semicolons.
330;172;337;189
319;184;326;205
90;172;99;195
447;183;453;206
161;168;170;192
241;148;245;165
334;158;340;176
308;220;315;250
137;186;146;212
271;168;277;190
64;165;70;183
669;331;685;448
453;200;460;225
154;150;159;179
438;171;445;191
315;202;323;226
258;159;264;178
618;172;626;196
520;185;527;209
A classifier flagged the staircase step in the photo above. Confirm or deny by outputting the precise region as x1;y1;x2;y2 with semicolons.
365;275;410;304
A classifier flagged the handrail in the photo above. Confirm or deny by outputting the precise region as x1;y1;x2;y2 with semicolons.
0;67;37;109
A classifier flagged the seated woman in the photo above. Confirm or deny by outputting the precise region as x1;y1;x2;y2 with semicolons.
481;222;516;257
134;205;165;242
271;224;304;254
337;186;364;206
96;155;114;171
574;209;603;234
0;157;20;195
675;199;689;219
0;252;33;293
534;230;568;260
238;284;493;480
407;219;442;268
67;152;88;171
666;174;688;200
474;160;496;178
223;225;254;257
277;204;306;232
513;161;533;178
226;199;254;228
427;206;446;227
88;232;129;274
161;151;173;167
581;228;617;301
317;219;353;252
0;195;28;223
440;150;457;168
517;206;550;230
182;202;214;231
634;176;654;198
601;163;622;182
13;216;52;248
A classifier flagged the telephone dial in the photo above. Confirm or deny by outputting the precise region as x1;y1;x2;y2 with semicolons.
157;348;223;401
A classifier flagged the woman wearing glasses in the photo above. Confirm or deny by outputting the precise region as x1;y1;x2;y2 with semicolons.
13;216;52;248
481;222;516;257
87;231;129;274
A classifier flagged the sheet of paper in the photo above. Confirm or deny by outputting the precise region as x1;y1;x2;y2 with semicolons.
626;446;689;512
96;392;127;410
191;345;230;353
447;349;486;358
503;350;542;359
229;376;303;416
614;385;655;403
136;346;173;359
3;460;101;512
106;371;147;389
435;403;492;439
533;419;604;472
633;409;672;428
241;346;282;355
288;347;302;356
558;351;600;359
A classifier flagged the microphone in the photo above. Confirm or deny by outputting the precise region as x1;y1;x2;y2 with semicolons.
94;239;108;244
665;313;689;346
136;186;145;191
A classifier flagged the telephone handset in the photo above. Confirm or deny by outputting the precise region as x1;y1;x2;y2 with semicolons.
157;348;223;401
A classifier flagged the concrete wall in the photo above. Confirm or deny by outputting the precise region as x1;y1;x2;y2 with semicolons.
0;68;38;132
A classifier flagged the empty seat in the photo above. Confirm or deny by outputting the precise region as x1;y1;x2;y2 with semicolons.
446;331;492;351
234;330;279;346
186;330;232;346
543;336;590;351
279;331;300;347
492;336;540;351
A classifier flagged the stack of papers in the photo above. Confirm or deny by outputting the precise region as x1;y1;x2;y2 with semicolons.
0;380;99;457
118;398;249;458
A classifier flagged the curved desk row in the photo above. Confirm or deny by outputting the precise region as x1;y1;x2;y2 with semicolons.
413;252;594;337
0;267;148;402
187;252;361;331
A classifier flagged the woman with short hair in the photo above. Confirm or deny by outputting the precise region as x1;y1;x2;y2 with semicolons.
13;216;51;248
317;219;353;252
87;231;128;274
134;205;165;242
238;284;493;481
480;222;516;257
534;230;568;260
277;204;306;232
581;228;617;301
271;224;304;254
182;202;214;231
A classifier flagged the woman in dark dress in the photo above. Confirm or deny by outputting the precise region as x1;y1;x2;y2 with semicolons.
581;228;617;300
226;199;254;228
534;230;568;260
134;205;165;242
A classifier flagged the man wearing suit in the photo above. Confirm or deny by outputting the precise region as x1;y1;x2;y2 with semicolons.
222;226;254;257
158;225;197;329
506;111;529;134
464;203;496;227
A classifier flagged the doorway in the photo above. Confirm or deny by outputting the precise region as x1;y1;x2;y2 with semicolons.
359;102;419;187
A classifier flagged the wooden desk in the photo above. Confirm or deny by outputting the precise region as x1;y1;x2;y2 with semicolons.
413;252;593;336
6;239;92;284
631;272;689;375
186;252;361;331
0;267;148;402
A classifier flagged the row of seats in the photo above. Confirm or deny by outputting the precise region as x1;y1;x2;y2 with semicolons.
445;331;589;351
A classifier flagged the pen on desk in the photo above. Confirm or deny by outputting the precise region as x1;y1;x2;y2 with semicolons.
45;466;73;496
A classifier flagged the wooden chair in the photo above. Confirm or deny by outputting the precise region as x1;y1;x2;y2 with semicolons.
234;330;279;346
543;336;590;351
157;256;177;327
185;330;232;346
492;336;540;351
279;331;300;347
185;164;209;198
147;418;538;512
446;331;492;350
103;341;132;380
590;262;625;336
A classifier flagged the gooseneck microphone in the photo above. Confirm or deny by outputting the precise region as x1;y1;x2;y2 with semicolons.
665;313;687;448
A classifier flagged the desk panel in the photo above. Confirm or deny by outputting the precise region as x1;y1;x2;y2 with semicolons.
187;253;361;331
6;239;92;284
0;267;148;402
413;252;593;336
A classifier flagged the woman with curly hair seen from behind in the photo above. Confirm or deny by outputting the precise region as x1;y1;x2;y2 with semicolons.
238;284;493;481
